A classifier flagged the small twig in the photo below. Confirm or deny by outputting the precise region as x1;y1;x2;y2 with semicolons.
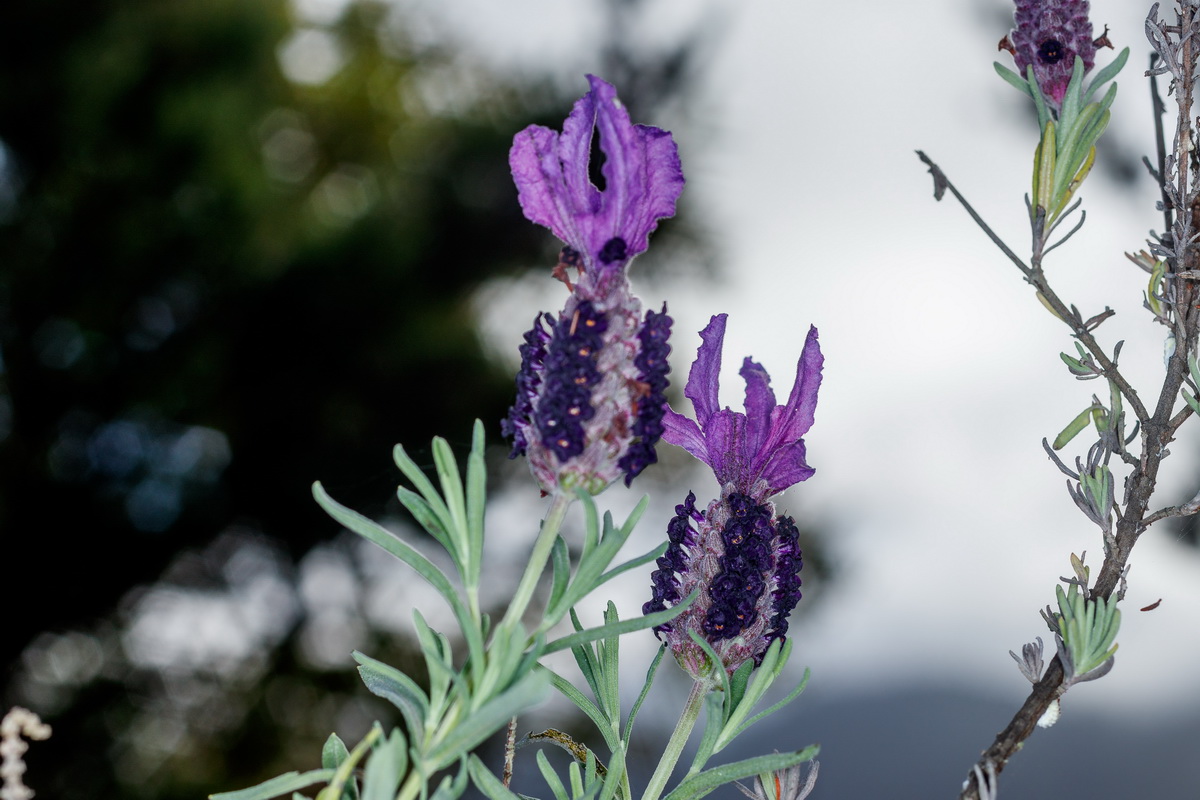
915;150;1033;278
917;151;1151;425
1149;52;1175;242
502;716;518;788
1142;486;1200;529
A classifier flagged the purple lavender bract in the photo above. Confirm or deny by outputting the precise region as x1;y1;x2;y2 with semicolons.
502;76;684;495
645;314;822;677
1003;0;1105;110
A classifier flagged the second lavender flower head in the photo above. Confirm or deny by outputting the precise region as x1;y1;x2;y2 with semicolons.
503;76;684;496
646;314;823;678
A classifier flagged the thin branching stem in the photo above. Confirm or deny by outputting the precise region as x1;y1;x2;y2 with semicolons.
921;8;1200;797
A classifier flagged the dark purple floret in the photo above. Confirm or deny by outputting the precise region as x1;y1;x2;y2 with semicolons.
704;493;774;640
598;237;628;265
559;246;583;269
502;313;553;457
645;491;701;628
618;304;673;485
763;514;803;655
534;301;607;461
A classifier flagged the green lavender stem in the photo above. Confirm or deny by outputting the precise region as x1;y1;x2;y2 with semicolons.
640;679;710;800
498;491;573;635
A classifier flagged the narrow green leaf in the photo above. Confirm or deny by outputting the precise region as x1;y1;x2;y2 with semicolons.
313;483;466;620
600;603;621;725
662;748;819;800
568;609;605;707
361;728;405;800
545;593;697;655
1053;404;1099;450
468;755;525;800
210;770;336;800
1056;101;1098;169
543;667;619;753
429;758;470;800
623;645;667;743
1057;56;1087;136
686;688;728;775
597;743;628;800
465;420;487;590
596;542;668;588
536;750;570;800
431;436;469;556
546;537;571;620
427;671;550;770
353;652;428;743
1182;389;1200;415
544;497;651;628
994;61;1034;98
1084;47;1129;104
1027;64;1051;132
579;491;601;563
323;733;350;770
411;611;456;718
685;627;730;698
395;486;454;558
393;443;456;530
316;724;383;800
717;668;811;754
726;660;753;719
1034;121;1056;217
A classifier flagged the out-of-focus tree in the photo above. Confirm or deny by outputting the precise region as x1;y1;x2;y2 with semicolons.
0;0;713;797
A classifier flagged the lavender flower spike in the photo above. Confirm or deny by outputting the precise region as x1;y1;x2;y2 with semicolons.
646;315;823;678
1000;0;1111;111
662;314;823;498
502;76;683;495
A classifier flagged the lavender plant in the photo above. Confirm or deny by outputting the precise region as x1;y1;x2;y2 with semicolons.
212;76;821;800
919;0;1200;796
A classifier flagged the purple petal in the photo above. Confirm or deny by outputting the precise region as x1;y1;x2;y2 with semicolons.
588;75;684;259
662;408;709;464
757;440;814;496
509;86;601;252
739;357;775;475
775;326;823;443
684;314;726;425
702;409;744;486
509;76;683;272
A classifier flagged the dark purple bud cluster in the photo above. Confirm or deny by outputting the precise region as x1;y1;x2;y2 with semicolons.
646;491;700;619
535;301;608;462
645;487;806;674
618;305;672;485
705;493;774;640
764;515;803;647
502;313;552;458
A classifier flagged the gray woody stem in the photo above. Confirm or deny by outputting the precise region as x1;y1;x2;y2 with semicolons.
918;6;1200;791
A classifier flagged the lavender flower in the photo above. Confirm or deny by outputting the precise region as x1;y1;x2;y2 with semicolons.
1000;0;1111;111
502;76;684;495
645;314;823;677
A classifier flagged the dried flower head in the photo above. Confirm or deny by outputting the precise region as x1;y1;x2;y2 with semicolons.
1;707;52;800
645;315;822;677
736;760;819;800
1000;0;1111;110
503;76;684;495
